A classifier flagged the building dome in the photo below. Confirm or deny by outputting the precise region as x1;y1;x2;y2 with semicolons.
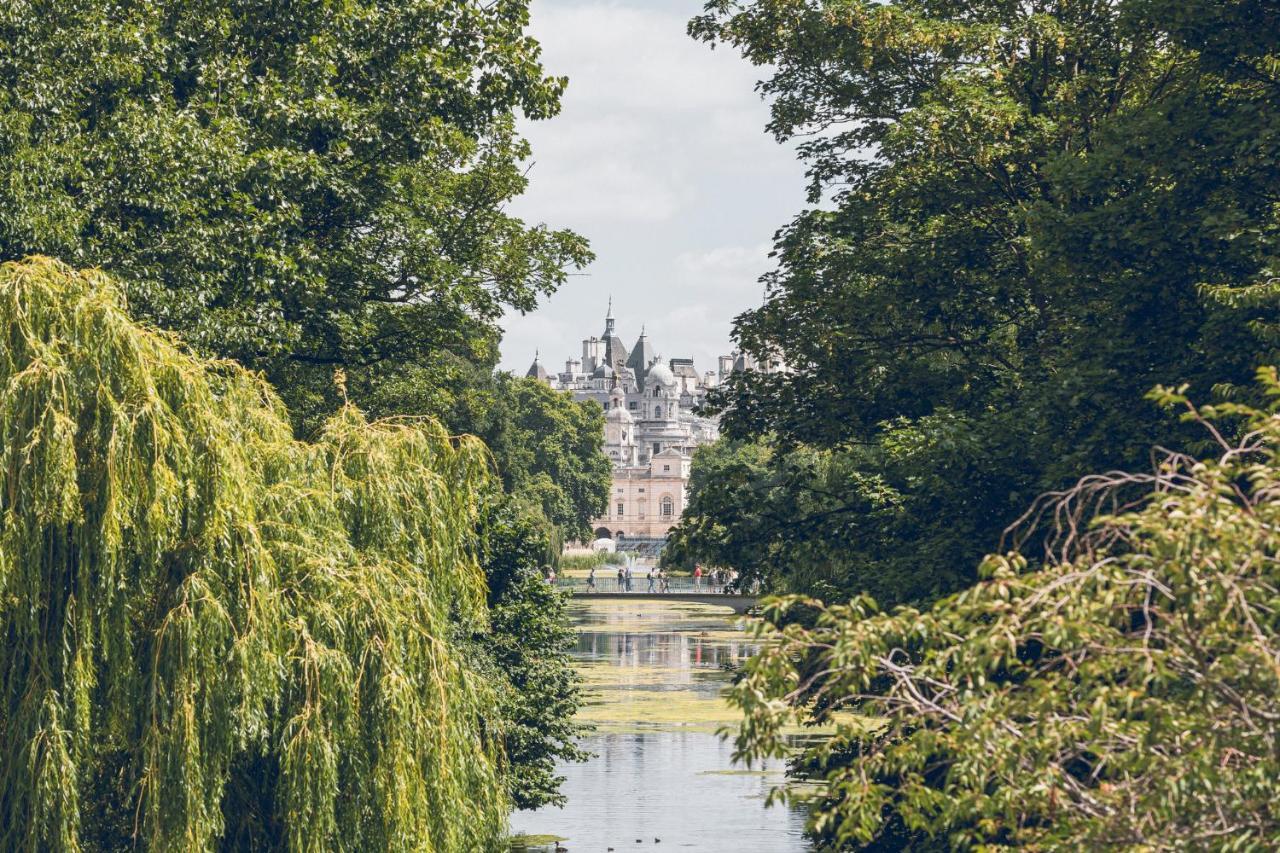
592;361;614;379
646;359;676;390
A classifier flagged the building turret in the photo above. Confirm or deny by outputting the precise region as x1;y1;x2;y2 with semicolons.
525;351;549;384
627;325;656;389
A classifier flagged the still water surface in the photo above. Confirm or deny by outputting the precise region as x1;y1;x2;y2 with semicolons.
509;598;812;852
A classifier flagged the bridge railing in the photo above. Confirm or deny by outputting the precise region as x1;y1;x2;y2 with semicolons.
551;577;745;595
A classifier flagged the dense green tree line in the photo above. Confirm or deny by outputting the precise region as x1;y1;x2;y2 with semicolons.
0;0;608;544
0;0;589;395
671;0;1280;607
0;0;609;839
671;1;1280;848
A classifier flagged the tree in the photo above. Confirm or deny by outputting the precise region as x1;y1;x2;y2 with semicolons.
478;375;611;544
347;366;610;544
667;430;983;604
0;0;591;426
0;258;509;850
729;374;1280;849
682;0;1280;606
471;502;587;810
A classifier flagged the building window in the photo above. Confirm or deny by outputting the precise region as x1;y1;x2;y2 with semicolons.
655;406;662;418
653;443;661;454
638;488;645;493
663;465;670;472
628;401;637;410
616;502;624;517
661;496;674;517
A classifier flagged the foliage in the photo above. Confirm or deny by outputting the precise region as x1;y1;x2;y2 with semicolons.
559;551;626;571
347;365;610;544
0;0;591;425
730;373;1280;849
0;258;508;850
476;376;611;544
683;0;1280;606
665;432;972;596
472;503;588;810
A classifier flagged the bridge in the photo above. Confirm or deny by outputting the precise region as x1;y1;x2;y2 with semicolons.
555;580;759;615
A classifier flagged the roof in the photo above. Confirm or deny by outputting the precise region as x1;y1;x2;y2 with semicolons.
627;327;657;388
603;335;629;373
671;359;699;378
647;359;677;390
525;353;549;382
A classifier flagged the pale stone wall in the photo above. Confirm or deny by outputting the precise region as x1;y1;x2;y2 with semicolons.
591;452;689;539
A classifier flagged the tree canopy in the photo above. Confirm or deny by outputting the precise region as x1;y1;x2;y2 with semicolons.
0;0;591;423
0;2;607;821
676;0;1280;606
0;258;509;850
731;376;1280;849
338;363;610;543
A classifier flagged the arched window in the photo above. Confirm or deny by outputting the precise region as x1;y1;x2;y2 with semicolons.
660;496;674;517
654;406;662;418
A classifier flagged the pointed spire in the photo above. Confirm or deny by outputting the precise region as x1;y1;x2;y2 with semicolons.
603;296;617;338
526;349;549;382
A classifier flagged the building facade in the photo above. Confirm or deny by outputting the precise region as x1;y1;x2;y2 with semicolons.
526;302;768;542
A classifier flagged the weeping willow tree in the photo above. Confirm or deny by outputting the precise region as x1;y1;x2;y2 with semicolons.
0;257;510;851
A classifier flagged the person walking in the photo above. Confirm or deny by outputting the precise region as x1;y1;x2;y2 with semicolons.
625;562;633;592
693;564;703;591
646;567;655;593
617;564;625;592
587;566;596;591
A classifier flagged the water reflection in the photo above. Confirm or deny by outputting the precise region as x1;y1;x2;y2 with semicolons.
509;600;812;851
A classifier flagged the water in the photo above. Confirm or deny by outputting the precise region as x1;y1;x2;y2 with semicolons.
509;598;812;852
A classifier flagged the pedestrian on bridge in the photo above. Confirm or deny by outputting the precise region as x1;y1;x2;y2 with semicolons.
616;564;625;591
646;567;655;593
693;564;703;590
587;567;596;592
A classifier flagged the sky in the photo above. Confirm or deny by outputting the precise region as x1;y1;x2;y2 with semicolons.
497;0;808;376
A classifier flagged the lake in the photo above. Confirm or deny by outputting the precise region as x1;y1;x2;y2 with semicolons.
508;597;812;851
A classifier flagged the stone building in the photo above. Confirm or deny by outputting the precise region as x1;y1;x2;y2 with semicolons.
524;301;773;543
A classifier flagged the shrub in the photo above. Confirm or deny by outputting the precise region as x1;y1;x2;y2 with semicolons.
732;373;1280;849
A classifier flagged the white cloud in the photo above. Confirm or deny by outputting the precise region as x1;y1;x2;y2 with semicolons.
499;0;807;374
513;2;778;229
674;243;772;293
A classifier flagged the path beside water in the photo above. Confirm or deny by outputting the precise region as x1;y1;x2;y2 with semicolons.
509;598;812;852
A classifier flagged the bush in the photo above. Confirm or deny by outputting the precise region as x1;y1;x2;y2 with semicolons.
731;372;1280;850
558;551;625;571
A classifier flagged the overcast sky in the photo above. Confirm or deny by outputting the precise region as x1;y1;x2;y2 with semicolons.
497;0;807;376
